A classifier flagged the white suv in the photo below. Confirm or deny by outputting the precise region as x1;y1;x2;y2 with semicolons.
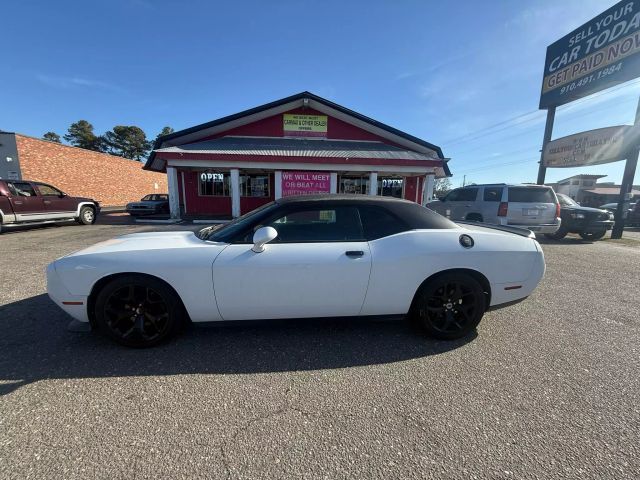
426;184;561;234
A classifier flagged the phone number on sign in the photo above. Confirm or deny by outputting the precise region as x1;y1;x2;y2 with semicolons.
559;62;623;95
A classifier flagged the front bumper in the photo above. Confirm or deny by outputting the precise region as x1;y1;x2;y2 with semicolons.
126;207;160;215
46;262;89;322
585;220;614;232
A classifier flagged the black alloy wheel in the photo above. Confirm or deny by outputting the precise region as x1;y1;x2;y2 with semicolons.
579;229;606;241
95;275;182;347
413;273;485;340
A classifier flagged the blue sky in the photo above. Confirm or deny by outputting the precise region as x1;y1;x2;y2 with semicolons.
2;0;638;185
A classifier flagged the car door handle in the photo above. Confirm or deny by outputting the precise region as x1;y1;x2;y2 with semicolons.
43;200;51;204
13;200;23;205
345;250;364;257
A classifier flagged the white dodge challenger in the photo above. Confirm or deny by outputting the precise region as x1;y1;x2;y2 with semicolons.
47;195;545;347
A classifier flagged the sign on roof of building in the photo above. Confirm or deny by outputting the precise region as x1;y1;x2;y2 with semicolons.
283;114;328;137
540;0;640;108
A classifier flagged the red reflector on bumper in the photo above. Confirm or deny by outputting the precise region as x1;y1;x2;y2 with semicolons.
504;286;522;291
62;301;84;305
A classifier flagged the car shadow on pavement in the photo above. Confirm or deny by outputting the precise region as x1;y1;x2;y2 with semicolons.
0;294;474;396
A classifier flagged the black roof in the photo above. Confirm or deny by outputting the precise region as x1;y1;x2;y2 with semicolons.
274;194;457;230
145;91;450;175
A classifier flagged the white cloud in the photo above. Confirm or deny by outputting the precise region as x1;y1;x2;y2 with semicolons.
36;74;125;93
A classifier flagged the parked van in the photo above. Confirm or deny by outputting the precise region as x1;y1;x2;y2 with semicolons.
426;184;561;234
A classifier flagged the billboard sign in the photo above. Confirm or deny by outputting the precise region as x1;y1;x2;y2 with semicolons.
281;171;331;196
540;0;640;108
283;114;328;137
542;125;634;167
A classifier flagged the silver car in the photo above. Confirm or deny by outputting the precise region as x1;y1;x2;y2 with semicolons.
427;184;561;234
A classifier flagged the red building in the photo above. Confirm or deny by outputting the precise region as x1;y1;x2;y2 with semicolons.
144;92;450;218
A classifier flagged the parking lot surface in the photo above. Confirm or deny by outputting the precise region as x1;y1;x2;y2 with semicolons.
1;218;639;479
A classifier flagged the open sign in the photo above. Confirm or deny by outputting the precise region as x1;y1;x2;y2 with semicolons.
382;179;403;187
200;173;224;182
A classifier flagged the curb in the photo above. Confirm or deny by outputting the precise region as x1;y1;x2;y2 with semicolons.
134;218;182;224
192;220;231;224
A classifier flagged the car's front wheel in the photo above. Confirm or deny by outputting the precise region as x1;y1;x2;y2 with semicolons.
94;275;183;347
412;272;486;340
579;229;606;241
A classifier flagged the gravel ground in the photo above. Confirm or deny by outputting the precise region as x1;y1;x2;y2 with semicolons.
1;217;639;479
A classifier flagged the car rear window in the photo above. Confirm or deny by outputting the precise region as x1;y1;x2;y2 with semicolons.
508;187;555;203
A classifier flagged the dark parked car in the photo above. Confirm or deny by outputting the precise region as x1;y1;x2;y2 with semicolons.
545;193;613;241
0;180;99;233
628;201;640;227
125;194;169;216
599;202;636;212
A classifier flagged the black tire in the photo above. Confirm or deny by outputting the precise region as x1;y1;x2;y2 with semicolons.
466;213;483;223
94;275;183;347
77;205;96;225
579;229;606;241
544;227;568;240
412;272;486;340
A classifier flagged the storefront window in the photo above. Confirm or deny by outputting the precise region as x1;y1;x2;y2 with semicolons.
240;174;270;197
339;175;368;194
378;177;404;198
199;171;230;196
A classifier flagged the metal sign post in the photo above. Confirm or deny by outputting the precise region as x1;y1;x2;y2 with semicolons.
536;107;556;185
611;97;640;238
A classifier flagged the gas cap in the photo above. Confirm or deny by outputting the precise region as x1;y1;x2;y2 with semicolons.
459;234;474;248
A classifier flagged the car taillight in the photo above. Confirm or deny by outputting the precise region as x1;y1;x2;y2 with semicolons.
498;202;508;216
555;203;561;217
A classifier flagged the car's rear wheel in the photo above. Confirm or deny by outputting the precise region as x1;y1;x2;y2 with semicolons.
94;275;182;347
544;227;567;240
77;206;96;225
412;272;486;340
579;229;606;241
466;213;483;223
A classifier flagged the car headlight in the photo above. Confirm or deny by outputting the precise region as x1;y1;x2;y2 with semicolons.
570;213;585;219
608;212;614;220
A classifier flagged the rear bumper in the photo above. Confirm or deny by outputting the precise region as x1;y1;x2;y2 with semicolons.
508;222;560;234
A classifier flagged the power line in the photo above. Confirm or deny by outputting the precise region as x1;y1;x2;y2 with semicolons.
440;78;640;149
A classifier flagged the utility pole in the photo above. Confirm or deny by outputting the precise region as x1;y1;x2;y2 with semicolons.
536;106;556;185
611;97;640;239
462;175;466;187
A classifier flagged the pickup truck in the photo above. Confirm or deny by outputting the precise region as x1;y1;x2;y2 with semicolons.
0;180;100;233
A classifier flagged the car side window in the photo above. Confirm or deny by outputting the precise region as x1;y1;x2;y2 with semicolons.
264;206;364;243
445;189;461;201
456;188;478;202
483;187;503;202
37;184;62;196
9;182;37;197
358;205;409;240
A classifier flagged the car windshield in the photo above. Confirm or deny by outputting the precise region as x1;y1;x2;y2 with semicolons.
197;202;278;242
557;193;578;206
141;195;153;201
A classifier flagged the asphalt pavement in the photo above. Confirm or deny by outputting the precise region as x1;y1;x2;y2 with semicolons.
1;217;639;479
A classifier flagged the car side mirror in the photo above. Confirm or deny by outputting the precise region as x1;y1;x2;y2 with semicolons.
59;193;66;198
252;226;278;253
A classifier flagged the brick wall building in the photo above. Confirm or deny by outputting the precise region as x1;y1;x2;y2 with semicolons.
0;132;167;206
